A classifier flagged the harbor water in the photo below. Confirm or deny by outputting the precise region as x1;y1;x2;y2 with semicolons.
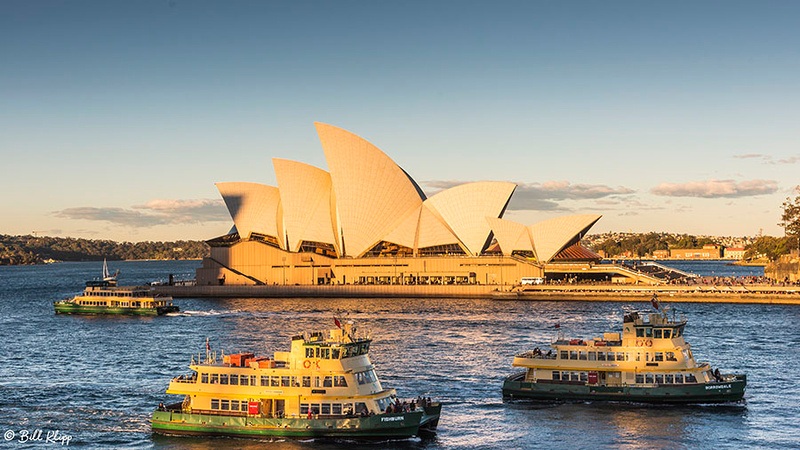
1;260;797;449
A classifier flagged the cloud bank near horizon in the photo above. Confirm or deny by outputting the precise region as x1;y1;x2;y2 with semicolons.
651;179;778;198
54;199;229;227
423;180;635;211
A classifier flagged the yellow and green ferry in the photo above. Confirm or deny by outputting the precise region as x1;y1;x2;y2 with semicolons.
151;319;441;439
503;296;746;403
53;262;178;316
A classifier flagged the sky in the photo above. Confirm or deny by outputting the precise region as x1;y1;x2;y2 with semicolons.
1;1;799;242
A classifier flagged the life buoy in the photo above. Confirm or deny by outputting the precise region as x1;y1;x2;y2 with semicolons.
302;360;311;369
646;339;653;347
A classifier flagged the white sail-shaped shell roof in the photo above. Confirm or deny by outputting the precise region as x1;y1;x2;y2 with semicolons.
416;203;461;250
382;204;422;249
425;182;516;255
216;182;284;247
528;214;601;263
485;217;535;257
273;158;339;253
315;122;425;257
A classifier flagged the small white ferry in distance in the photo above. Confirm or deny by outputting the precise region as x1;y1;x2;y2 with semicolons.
53;260;178;316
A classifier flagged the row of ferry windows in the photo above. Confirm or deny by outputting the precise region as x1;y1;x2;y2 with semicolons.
635;327;682;339
86;291;146;297
200;373;349;387
560;351;679;362
300;402;368;416
552;371;698;384
303;343;370;360
80;300;141;307
210;399;249;411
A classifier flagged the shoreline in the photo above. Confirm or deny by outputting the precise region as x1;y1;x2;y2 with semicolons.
154;283;800;305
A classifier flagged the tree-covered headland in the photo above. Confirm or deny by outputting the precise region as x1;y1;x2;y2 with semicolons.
0;235;210;265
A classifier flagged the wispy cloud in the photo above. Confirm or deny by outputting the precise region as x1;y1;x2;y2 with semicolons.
54;199;228;227
732;153;800;165
651;179;778;198
422;180;635;211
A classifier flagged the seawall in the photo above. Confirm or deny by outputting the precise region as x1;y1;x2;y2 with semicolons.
154;284;800;305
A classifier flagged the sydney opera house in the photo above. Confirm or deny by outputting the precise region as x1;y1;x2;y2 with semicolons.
196;123;606;286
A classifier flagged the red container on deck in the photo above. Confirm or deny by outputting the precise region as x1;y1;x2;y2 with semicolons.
588;372;598;384
248;401;259;415
228;353;255;367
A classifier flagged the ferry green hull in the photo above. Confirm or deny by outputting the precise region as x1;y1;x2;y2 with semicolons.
151;404;441;439
502;374;746;404
53;303;178;316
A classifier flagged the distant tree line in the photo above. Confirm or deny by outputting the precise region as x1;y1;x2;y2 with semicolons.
0;235;210;265
588;233;717;258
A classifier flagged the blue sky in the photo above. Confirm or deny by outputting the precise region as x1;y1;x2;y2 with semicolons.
2;1;799;241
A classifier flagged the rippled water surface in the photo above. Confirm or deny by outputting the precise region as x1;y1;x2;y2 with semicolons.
1;261;797;449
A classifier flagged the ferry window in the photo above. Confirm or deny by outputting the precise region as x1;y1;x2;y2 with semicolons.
682;349;691;361
333;403;342;414
636;328;644;338
666;352;676;361
261;376;269;386
607;352;616;361
560;351;568;360
222;374;230;385
579;351;587;360
302;376;311;387
211;399;220;409
290;376;297;387
201;373;208;383
311;404;320;415
271;376;280;387
251;375;257;386
597;352;606;361
569;351;578;360
230;375;239;385
562;371;570;381
635;374;644;383
363;343;370;353
665;374;674;384
238;375;247;386
211;374;219;384
314;377;321;388
588;352;596;361
320;348;330;359
334;375;347;387
663;329;672;339
580;372;588;382
645;374;654;384
654;329;663;339
655;374;664;384
323;376;332;387
231;400;239;411
552;371;560;381
321;404;331;415
368;370;377;383
331;348;340;359
675;374;684;384
571;372;579;381
341;347;350;359
635;353;641;362
300;404;309;415
655;352;664;362
343;403;354;415
305;348;314;358
355;403;368;415
618;352;626;361
685;373;697;383
221;400;230;411
645;353;651;362
281;376;290;387
645;328;653;338
356;372;366;385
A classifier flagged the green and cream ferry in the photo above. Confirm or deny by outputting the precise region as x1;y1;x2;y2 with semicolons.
503;296;746;403
151;320;441;439
53;262;178;316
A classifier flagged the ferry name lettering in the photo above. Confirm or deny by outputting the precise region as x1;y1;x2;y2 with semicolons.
704;384;731;390
381;416;404;422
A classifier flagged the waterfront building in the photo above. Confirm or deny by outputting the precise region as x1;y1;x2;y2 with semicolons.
669;245;723;260
723;247;746;260
196;123;633;286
